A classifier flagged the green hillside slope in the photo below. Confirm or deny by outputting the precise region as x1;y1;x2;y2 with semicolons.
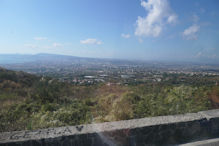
0;67;219;132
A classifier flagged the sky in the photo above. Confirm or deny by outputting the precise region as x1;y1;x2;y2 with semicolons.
0;0;219;62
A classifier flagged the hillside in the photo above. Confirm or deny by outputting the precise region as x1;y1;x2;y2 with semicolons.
0;67;39;108
0;67;219;132
0;67;97;132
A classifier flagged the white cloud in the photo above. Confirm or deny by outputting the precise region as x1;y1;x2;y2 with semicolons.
80;38;102;45
195;51;217;59
195;51;202;58
135;0;177;37
121;33;131;38
53;43;62;47
195;48;218;59
183;24;200;40
192;14;199;23
34;37;47;41
24;42;63;49
138;38;143;43
141;0;147;8
167;14;177;24
24;44;37;48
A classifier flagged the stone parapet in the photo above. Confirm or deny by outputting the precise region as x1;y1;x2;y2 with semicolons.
1;109;219;146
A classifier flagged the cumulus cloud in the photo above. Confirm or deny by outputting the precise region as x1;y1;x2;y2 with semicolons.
195;50;217;59
183;24;200;40
135;0;177;37
24;44;37;48
53;43;62;47
195;51;202;58
121;33;131;38
80;38;102;45
34;37;47;41
192;14;199;23
167;14;177;24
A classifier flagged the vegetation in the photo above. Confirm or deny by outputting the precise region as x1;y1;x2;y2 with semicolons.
0;67;219;132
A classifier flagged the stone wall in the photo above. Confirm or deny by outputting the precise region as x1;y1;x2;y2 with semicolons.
1;109;219;146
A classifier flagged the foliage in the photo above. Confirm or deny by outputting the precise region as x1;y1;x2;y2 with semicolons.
0;68;217;132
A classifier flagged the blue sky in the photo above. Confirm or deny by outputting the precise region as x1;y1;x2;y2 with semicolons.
0;0;219;62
